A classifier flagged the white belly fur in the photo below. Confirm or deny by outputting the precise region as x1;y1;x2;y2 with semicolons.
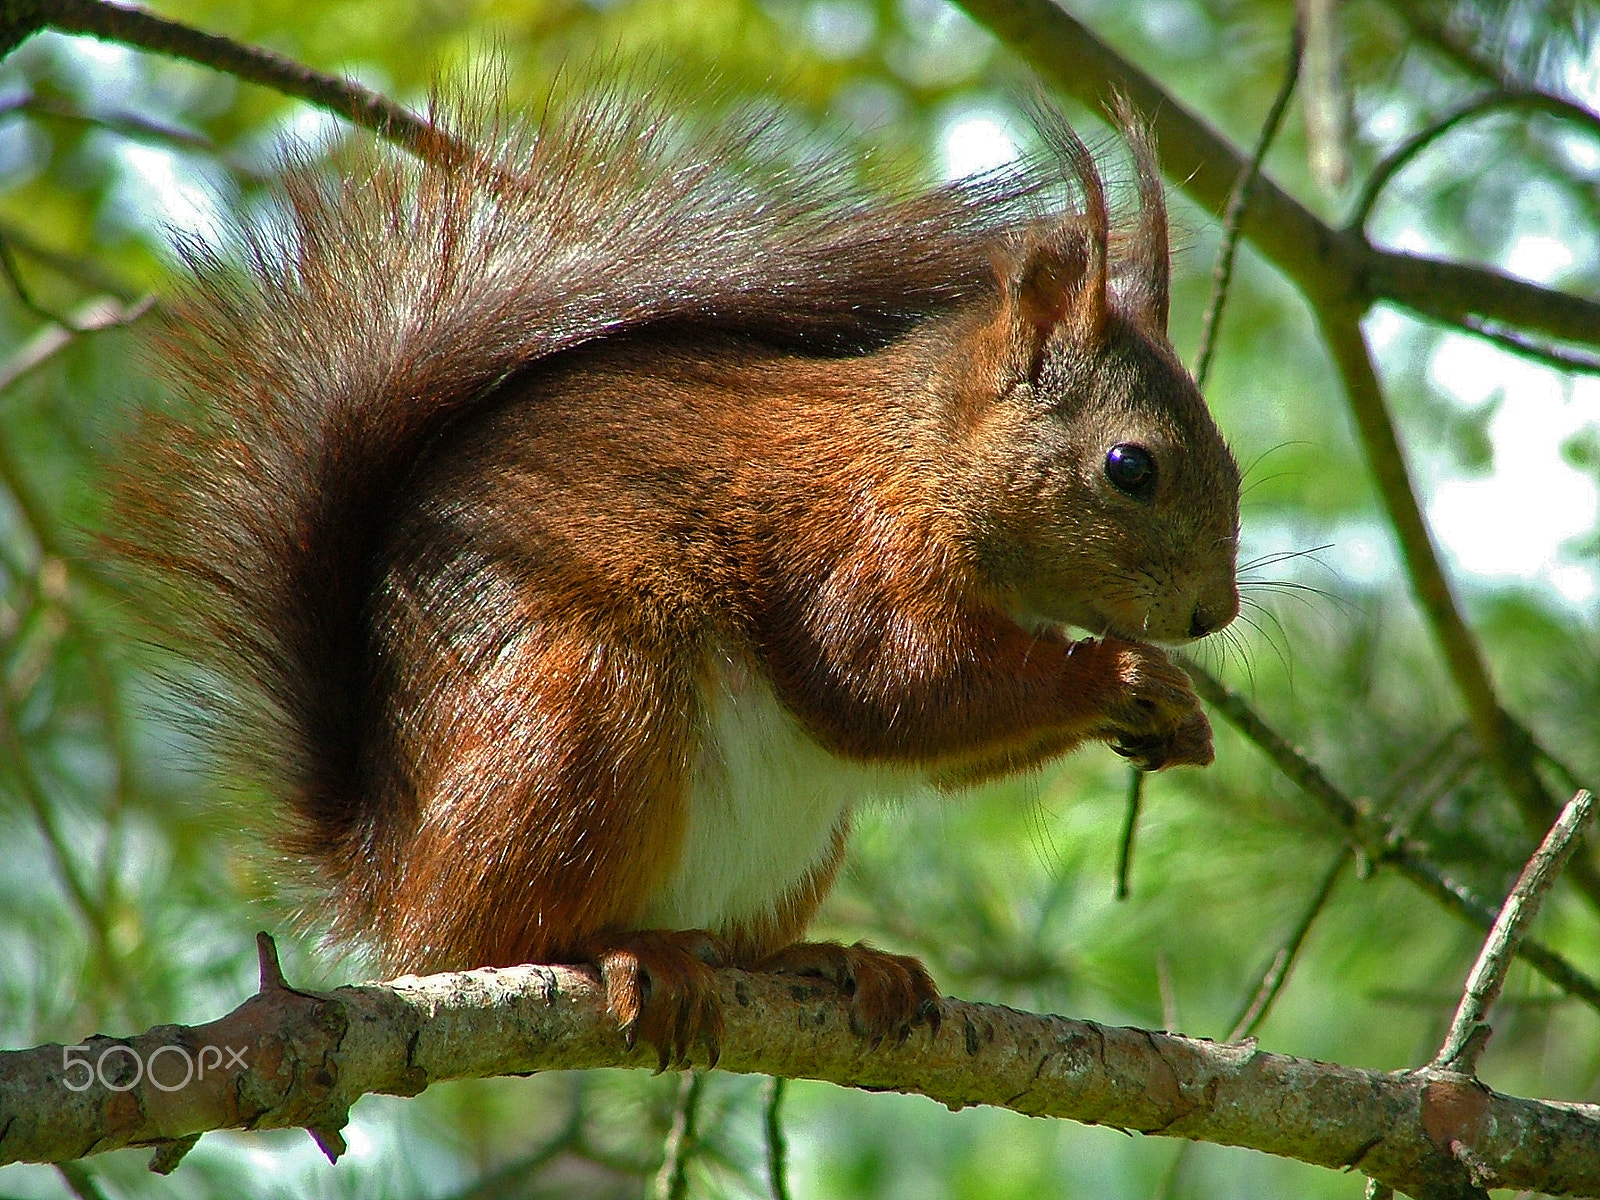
637;650;932;934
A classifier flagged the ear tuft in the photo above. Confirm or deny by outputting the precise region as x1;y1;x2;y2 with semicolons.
1110;94;1170;333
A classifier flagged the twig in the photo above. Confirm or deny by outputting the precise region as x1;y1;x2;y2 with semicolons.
1350;90;1600;233
0;295;155;396
1181;658;1600;1013
32;0;459;161
652;1070;703;1200
0;689;122;995
0;231;84;329
763;1075;791;1200
1435;789;1597;1075
0;220;143;301
1297;0;1350;189
1451;316;1600;377
0;89;218;153
1227;850;1350;1042
1115;768;1144;900
1193;18;1301;391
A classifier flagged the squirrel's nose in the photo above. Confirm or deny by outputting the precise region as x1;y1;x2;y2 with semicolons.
1188;604;1227;639
1188;584;1240;639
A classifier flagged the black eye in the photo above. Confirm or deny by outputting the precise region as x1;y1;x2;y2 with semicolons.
1105;443;1157;497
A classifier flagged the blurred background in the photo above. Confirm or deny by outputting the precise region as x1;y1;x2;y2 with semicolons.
0;0;1597;1196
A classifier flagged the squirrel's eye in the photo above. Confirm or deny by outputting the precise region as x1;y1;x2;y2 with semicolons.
1105;443;1157;497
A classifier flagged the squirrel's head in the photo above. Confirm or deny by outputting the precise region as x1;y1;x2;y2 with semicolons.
949;110;1240;645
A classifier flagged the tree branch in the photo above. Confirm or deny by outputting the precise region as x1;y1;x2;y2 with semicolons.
5;0;455;158
951;0;1600;348
2;937;1598;1199
1348;89;1600;234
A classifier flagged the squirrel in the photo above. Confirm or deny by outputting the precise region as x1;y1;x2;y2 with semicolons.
113;83;1240;1066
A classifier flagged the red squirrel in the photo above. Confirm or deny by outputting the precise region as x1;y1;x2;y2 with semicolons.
114;85;1240;1065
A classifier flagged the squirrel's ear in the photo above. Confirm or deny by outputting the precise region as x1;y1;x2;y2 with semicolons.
1016;226;1105;351
1011;117;1109;371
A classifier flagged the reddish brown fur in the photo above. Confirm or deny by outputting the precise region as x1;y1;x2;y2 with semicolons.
113;85;1240;1058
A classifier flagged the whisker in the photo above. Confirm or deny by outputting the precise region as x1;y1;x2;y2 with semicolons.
1242;579;1359;617
1233;606;1292;680
1238;440;1313;486
1237;544;1335;573
1240;470;1303;500
1210;624;1259;693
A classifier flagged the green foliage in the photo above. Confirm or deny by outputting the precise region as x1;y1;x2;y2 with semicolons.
1;0;1597;1197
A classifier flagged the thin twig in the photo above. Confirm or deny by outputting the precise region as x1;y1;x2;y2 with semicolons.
1297;0;1350;189
652;1071;703;1200
1181;658;1600;1013
0;295;155;396
0;231;88;329
1194;20;1301;391
762;1075;791;1200
1453;315;1600;377
1435;789;1597;1075
1115;768;1144;900
1156;950;1179;1032
37;0;461;161
1350;89;1600;232
0;89;218;152
0;220;143;301
1227;850;1350;1042
0;690;122;993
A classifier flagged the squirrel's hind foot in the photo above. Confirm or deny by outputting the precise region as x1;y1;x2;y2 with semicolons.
582;933;939;1065
759;940;942;1047
584;930;729;1071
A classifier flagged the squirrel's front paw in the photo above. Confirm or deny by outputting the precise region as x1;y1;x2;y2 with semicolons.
1098;638;1213;771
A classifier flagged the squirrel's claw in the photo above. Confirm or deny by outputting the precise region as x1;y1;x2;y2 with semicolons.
586;930;728;1070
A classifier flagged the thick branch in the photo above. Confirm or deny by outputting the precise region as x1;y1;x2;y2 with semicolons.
2;954;1598;1199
